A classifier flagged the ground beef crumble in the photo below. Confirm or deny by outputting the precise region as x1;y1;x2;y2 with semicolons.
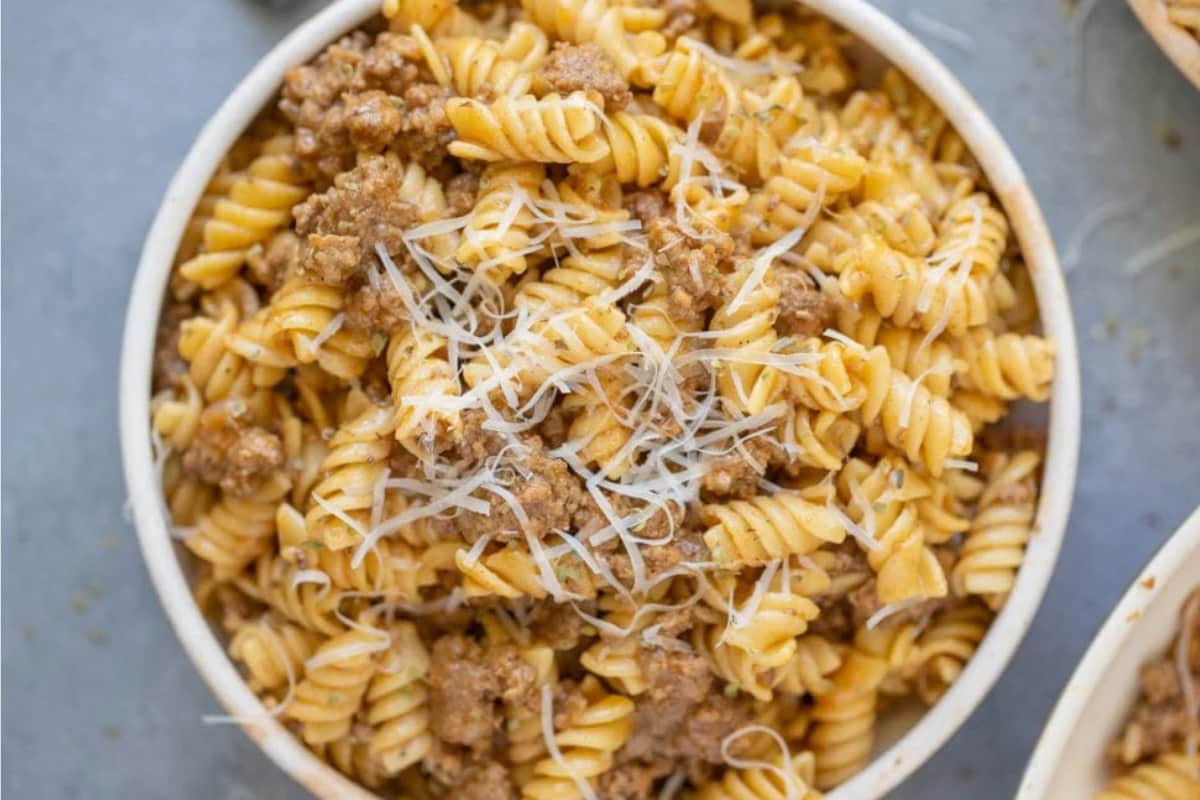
623;189;669;229
445;172;481;217
620;648;755;767
775;269;840;338
535;42;632;110
292;155;420;288
281;31;453;181
451;761;517;800
427;634;537;754
245;230;300;294
646;216;735;323
1108;593;1199;764
699;435;780;500
181;404;285;496
448;416;587;543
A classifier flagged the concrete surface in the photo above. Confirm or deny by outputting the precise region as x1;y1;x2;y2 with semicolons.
2;0;1198;797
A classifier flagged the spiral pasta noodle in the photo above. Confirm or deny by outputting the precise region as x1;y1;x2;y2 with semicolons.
912;604;992;705
652;40;780;183
836;234;991;337
184;472;291;580
508;645;559;786
435;36;533;98
954;328;1056;402
745;141;867;245
305;405;394;551
362;622;434;777
1096;752;1200;800
521;677;635;800
447;92;610;164
234;553;343;637
711;266;783;415
178;135;310;290
952;450;1040;608
694;751;823;800
266;276;373;380
228;613;322;694
774;634;844;697
457;162;547;280
382;0;482;37
286;623;385;745
837;455;947;603
387;327;462;458
562;375;633;478
701;491;846;567
520;0;666;86
807;650;888;790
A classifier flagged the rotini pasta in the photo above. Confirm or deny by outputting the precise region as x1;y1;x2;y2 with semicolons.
155;2;1055;795
447;92;610;164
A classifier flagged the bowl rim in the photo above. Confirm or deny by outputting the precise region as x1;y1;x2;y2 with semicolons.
1016;506;1200;799
118;1;1081;798
1127;0;1200;90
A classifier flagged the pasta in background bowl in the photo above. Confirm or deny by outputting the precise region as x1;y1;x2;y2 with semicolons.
1128;0;1200;89
1019;507;1200;800
119;0;1081;798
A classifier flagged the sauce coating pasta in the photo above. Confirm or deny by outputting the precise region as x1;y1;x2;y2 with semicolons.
151;1;1057;796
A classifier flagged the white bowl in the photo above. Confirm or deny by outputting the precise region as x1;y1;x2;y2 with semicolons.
1018;507;1200;799
1128;0;1200;90
118;1;1082;797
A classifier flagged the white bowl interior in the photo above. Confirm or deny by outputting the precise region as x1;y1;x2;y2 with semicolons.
1018;508;1200;798
119;1;1081;798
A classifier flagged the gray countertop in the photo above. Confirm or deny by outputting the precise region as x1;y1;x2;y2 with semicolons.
3;0;1199;797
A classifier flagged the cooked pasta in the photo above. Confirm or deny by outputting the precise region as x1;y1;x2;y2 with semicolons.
1099;588;1200;799
447;92;610;164
177;136;310;291
153;2;1055;795
1166;0;1200;41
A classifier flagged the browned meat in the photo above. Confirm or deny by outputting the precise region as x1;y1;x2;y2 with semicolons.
245;230;300;293
528;600;590;651
1140;661;1182;705
445;172;481;217
646;216;735;322
452;432;586;543
428;635;500;752
153;302;193;392
353;32;421;96
775;270;839;338
535;43;632;110
293;155;420;287
673;694;757;763
421;738;471;787
389;83;457;169
453;761;517;800
621;648;712;761
342;90;404;152
181;404;284;496
427;634;539;754
281;31;423;181
343;280;410;334
598;760;674;800
699;436;780;500
623;189;668;229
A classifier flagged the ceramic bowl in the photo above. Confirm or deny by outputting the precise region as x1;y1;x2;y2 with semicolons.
1018;507;1200;798
119;1;1082;796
